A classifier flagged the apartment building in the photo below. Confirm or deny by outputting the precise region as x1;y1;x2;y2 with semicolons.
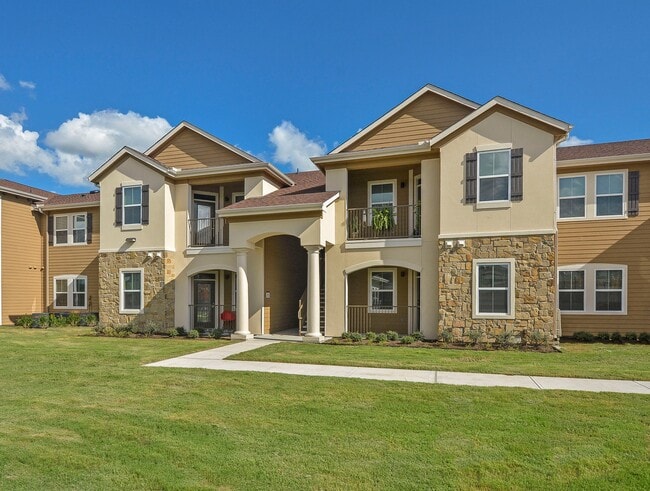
2;84;648;340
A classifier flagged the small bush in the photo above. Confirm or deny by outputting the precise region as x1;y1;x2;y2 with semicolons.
639;332;650;344
349;332;363;342
495;331;514;346
573;331;595;343
440;328;453;343
188;329;200;339
468;329;483;345
212;328;224;339
68;312;80;327
341;332;352;340
82;314;98;327
530;329;548;346
411;331;424;342
37;315;49;328
176;327;186;336
610;332;623;344
386;330;400;341
375;333;388;343
401;335;415;345
365;332;377;342
166;327;178;337
595;332;610;342
16;315;33;328
623;332;638;343
139;320;158;337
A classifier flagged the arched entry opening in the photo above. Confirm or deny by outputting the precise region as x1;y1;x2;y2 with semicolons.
189;269;237;333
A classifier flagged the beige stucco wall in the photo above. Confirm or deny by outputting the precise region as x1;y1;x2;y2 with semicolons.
438;111;556;237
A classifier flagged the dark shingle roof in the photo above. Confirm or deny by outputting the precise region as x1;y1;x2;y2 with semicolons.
0;179;57;199
44;191;100;207
558;138;650;161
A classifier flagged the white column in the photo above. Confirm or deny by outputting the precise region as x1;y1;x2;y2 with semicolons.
304;245;323;340
233;249;253;339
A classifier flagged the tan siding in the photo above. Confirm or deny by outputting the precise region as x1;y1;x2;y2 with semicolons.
346;92;473;152
47;207;100;314
151;127;252;169
1;195;45;324
558;162;650;334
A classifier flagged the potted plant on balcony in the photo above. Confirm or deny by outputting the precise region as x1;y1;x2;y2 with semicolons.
372;207;393;232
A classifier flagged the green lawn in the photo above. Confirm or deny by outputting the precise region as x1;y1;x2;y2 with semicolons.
229;342;650;380
1;327;648;490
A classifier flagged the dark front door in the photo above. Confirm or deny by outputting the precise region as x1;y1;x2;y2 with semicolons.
193;279;216;330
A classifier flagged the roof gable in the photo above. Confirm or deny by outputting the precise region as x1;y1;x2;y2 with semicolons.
88;147;174;183
147;121;259;169
332;84;479;154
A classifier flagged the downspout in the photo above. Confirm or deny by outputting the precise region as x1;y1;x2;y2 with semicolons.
33;204;47;315
553;134;569;343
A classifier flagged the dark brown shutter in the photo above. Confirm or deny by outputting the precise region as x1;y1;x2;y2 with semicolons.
628;171;639;217
465;152;477;203
86;213;93;244
141;185;150;225
48;215;54;246
115;187;123;226
510;148;524;201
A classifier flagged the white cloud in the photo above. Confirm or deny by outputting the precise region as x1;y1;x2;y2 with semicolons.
560;135;595;147
0;110;171;186
19;80;36;90
0;74;10;90
268;121;326;171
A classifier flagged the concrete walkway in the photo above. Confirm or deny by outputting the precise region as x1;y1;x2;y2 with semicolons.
145;340;650;394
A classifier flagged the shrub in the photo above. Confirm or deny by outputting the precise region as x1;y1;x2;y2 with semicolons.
36;315;49;328
188;329;200;339
139;320;158;337
82;314;98;327
68;312;81;327
212;328;224;339
639;332;650;344
375;333;388;343
349;332;363;342
623;332;638;343
16;315;33;328
595;332;610;342
468;329;483;345
530;329;548;346
610;332;623;344
495;331;514;346
365;332;377;342
341;331;352;340
176;327;186;336
400;335;415;345
573;331;595;343
386;330;400;341
167;327;178;338
410;331;424;342
440;328;453;343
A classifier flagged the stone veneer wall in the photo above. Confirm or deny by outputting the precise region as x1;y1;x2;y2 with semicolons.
438;234;556;342
99;251;175;328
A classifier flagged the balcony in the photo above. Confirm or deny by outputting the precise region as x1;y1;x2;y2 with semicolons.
188;217;227;247
347;205;420;240
347;305;420;334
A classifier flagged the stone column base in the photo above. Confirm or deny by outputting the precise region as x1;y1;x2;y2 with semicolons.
230;332;255;340
303;335;328;344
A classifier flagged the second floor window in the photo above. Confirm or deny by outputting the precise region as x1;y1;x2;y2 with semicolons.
559;176;586;218
369;181;394;210
596;173;624;217
123;185;142;225
54;214;87;245
478;150;510;202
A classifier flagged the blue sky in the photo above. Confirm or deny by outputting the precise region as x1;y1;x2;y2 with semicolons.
1;0;649;194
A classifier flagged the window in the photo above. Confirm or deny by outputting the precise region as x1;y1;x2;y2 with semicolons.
53;276;87;309
369;181;395;210
478;150;510;202
473;259;515;318
558;270;584;311
123;185;142;225
595;269;623;312
120;269;144;313
596;173;624;217
232;192;245;203
368;268;396;313
559;176;586;218
53;214;87;245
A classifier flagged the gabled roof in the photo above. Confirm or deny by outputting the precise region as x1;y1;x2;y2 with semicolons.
557;138;650;161
88;146;175;183
145;121;261;163
0;178;57;200
330;84;480;154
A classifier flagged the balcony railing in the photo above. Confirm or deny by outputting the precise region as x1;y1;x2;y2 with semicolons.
188;217;227;247
347;305;420;334
347;205;420;240
189;304;236;332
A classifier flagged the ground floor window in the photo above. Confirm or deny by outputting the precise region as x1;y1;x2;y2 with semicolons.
559;264;626;314
558;270;585;312
368;268;396;313
120;269;144;313
53;275;87;309
473;259;515;318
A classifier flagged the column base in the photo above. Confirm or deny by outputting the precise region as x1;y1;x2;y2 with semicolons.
231;332;254;340
303;334;327;344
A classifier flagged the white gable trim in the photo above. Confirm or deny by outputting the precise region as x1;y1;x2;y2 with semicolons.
88;147;176;183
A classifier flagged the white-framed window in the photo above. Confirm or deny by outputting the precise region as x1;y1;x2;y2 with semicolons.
368;268;396;313
558;176;586;219
53;275;87;309
478;149;510;203
232;192;245;203
558;270;585;312
596;173;624;217
53;213;87;245
123;185;143;225
558;264;627;314
119;268;144;314
473;258;515;318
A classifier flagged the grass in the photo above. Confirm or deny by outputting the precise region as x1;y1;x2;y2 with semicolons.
229;341;650;380
0;327;648;490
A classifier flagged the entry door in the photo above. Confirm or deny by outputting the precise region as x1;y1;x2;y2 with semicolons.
193;279;216;330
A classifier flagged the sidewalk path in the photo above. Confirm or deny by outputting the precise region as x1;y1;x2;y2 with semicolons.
145;340;650;395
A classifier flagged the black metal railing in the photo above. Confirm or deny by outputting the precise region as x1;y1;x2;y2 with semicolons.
347;205;421;240
188;217;227;247
346;305;420;334
189;304;236;332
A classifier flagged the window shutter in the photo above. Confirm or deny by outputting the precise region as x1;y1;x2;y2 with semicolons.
465;152;477;203
510;148;524;201
628;170;639;217
86;213;93;244
115;187;123;226
47;215;54;246
141;185;150;225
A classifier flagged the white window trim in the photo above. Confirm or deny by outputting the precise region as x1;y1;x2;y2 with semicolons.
557;270;586;313
53;275;87;310
477;149;511;205
558;264;627;315
557;174;587;220
119;268;145;314
557;170;627;221
472;258;516;319
595;172;626;218
122;184;143;227
368;267;397;314
232;192;244;203
367;179;397;209
53;213;88;246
